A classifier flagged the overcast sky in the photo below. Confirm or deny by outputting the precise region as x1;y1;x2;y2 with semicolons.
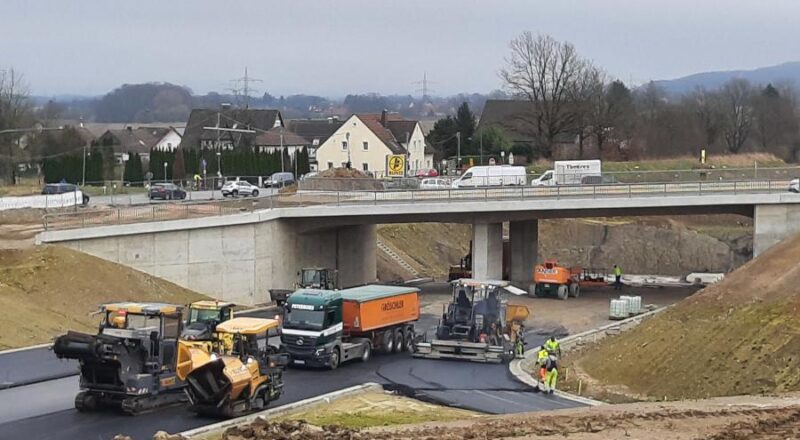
2;0;799;97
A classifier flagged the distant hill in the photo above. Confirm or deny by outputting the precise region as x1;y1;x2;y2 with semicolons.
653;61;800;95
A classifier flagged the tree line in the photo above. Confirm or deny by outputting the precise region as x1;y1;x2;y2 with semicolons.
430;32;800;163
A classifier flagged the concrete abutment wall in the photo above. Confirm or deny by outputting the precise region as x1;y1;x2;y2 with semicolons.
59;219;377;305
754;204;800;256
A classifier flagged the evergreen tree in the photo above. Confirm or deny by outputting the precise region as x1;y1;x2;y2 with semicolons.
172;148;186;181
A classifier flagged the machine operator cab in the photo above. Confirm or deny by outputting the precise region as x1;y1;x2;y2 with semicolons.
182;301;235;342
439;279;510;341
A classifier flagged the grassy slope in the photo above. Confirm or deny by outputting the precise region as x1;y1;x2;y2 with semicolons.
573;232;800;400
0;246;207;349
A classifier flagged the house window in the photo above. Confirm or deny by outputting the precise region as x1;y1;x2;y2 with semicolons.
312;139;320;146
327;161;334;169
362;141;369;151
362;163;369;171
341;141;348;151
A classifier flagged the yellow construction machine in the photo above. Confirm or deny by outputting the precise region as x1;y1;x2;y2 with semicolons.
177;317;288;418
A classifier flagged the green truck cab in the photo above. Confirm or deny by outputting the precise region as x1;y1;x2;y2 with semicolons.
280;286;420;370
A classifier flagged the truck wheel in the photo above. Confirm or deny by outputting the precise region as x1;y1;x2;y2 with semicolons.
557;285;568;300
382;330;394;354
361;343;371;362
75;392;97;412
528;284;538;298
570;284;581;298
329;347;340;370
392;328;403;354
404;327;415;352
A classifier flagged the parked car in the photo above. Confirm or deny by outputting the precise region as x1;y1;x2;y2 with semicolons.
300;171;319;180
148;183;187;200
419;178;451;190
221;180;260;197
41;183;90;205
789;178;799;193
415;168;439;178
265;172;295;188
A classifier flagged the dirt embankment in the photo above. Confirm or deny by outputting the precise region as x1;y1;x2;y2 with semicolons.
201;394;800;440
0;246;207;349
376;216;752;281
567;232;800;401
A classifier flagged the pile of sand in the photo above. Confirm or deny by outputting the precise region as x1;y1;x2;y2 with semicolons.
316;168;371;178
572;232;800;400
0;246;207;349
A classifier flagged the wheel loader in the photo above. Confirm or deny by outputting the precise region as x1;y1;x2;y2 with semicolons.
176;317;289;418
529;259;581;300
414;279;529;363
52;303;187;414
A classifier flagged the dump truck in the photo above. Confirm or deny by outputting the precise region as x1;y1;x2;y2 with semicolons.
414;279;529;363
529;259;581;300
177;317;288;418
281;285;420;369
270;268;339;306
52;303;187;414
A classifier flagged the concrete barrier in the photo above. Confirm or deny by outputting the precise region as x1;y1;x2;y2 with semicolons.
180;382;383;439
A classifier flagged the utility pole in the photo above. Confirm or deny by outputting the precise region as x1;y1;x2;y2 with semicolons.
80;118;86;186
280;132;285;173
456;131;461;173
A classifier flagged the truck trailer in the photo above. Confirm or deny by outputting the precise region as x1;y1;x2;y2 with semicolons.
280;285;420;369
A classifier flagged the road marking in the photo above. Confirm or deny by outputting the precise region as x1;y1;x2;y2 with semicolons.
473;390;521;406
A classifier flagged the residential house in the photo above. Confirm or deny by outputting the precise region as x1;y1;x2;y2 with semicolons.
477;99;582;159
97;126;171;163
179;108;283;150
287;118;344;170
253;127;311;156
152;126;183;151
315;111;427;176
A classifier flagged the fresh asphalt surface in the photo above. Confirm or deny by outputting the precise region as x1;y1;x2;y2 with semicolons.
0;295;578;439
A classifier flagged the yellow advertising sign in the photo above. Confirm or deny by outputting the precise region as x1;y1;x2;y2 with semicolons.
387;155;406;177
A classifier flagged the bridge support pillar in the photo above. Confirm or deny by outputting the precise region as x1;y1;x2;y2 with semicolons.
335;224;377;287
472;222;503;280
754;204;800;256
510;219;538;288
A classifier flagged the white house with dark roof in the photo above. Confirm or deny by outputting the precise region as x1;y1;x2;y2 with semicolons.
315;111;427;176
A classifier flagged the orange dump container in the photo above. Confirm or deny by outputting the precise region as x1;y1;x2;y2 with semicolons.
340;285;420;333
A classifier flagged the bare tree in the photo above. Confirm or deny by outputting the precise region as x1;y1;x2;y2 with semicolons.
589;78;633;158
752;83;798;152
684;87;723;148
499;32;589;158
0;68;32;184
719;79;754;154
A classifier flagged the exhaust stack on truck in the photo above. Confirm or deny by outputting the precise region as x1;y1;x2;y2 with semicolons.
281;285;420;369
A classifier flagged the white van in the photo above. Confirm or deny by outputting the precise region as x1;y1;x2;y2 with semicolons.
531;160;602;186
451;165;527;188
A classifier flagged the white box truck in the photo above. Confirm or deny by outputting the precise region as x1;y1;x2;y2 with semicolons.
530;160;602;186
451;165;527;188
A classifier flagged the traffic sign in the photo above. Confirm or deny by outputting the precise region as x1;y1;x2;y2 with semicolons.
386;155;406;177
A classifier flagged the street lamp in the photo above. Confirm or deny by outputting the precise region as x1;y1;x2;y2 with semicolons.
345;132;351;169
500;151;505;164
163;162;168;181
216;152;222;177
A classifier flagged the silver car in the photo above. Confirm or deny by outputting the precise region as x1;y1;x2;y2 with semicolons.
221;180;260;197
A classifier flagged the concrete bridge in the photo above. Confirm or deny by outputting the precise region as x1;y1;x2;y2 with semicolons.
37;182;800;304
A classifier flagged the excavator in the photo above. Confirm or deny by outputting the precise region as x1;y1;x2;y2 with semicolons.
177;317;288;418
414;279;529;363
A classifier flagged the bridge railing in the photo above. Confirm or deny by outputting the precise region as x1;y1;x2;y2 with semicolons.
41;178;795;231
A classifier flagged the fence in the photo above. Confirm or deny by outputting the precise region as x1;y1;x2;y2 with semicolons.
41;178;795;231
0;190;84;211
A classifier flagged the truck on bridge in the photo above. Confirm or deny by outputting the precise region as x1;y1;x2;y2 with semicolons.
280;285;420;369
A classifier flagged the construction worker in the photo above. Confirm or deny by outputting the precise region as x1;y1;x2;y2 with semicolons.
513;323;525;358
613;264;623;290
545;336;561;358
543;354;559;394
